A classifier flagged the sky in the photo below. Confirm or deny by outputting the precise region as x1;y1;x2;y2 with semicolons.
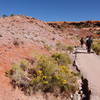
0;0;100;21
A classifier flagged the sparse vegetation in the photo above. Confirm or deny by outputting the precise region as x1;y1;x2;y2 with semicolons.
92;40;100;55
56;42;74;53
44;44;52;51
52;53;71;66
0;34;2;37
6;53;79;97
13;40;19;47
56;42;68;52
67;46;74;53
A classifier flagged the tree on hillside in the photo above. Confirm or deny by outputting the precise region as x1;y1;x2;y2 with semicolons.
2;14;7;18
10;14;14;16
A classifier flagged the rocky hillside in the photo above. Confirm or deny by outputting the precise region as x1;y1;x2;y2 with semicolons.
0;15;100;100
0;15;82;70
0;16;67;67
48;21;100;37
0;15;79;100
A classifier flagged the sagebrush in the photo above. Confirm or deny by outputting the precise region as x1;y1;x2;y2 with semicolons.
6;53;79;97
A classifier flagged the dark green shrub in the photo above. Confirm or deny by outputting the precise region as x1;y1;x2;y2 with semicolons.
10;14;14;16
2;14;7;18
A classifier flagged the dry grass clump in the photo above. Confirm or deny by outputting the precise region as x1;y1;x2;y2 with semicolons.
92;39;100;55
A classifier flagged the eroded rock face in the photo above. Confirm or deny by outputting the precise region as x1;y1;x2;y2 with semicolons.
48;21;100;37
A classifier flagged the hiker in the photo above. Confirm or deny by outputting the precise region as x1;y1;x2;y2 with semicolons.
85;36;89;48
80;37;84;48
86;36;93;53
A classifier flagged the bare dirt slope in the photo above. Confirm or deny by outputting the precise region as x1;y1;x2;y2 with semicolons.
76;47;100;100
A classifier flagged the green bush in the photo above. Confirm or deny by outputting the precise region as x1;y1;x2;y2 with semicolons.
2;14;7;18
10;14;14;16
6;54;79;97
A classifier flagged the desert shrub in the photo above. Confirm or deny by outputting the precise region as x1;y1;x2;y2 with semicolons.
0;34;2;37
37;55;58;76
6;59;31;92
56;42;74;53
92;39;100;55
2;14;7;18
6;54;79;97
56;42;68;52
92;43;100;55
44;44;52;51
52;53;71;66
13;40;19;47
10;14;14;16
30;55;78;94
67;46;74;53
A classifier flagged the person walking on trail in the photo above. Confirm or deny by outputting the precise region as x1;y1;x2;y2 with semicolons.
85;36;89;48
86;36;93;53
80;37;84;48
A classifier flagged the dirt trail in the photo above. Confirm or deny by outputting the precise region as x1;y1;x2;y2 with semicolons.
75;47;100;100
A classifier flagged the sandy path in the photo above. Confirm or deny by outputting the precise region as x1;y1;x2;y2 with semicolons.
75;47;100;100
